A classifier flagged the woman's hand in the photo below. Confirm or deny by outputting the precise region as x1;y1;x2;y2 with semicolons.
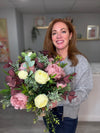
49;101;57;109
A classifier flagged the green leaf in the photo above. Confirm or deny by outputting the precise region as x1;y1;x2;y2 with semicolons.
4;83;10;89
50;74;56;79
2;69;9;75
30;53;37;59
28;71;33;76
21;52;26;57
0;89;10;95
59;63;67;68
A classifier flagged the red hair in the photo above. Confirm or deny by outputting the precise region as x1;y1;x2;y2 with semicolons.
43;18;84;66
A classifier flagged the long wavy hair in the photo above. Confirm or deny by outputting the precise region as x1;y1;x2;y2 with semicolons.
43;18;84;66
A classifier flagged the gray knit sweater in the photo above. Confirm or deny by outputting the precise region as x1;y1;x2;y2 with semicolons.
60;54;93;119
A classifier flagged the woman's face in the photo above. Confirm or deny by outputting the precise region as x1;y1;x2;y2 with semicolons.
51;22;72;51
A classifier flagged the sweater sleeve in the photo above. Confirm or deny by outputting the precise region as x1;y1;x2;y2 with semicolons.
63;55;93;107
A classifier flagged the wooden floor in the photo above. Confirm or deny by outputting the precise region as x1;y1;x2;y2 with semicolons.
0;107;100;133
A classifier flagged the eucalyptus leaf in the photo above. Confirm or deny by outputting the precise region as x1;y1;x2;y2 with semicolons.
23;62;27;68
29;71;33;76
25;56;31;62
28;61;35;67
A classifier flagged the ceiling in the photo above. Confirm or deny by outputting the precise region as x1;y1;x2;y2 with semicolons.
0;0;100;14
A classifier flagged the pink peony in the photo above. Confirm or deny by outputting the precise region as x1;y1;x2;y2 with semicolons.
45;64;66;80
10;93;28;110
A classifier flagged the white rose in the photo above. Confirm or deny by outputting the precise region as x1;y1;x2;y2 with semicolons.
18;70;28;79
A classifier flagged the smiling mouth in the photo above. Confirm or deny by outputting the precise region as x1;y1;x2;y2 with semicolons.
56;40;64;44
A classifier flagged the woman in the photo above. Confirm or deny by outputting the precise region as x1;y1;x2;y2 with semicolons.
43;18;93;133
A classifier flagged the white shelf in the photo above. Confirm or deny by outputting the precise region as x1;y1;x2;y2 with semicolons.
77;38;100;41
36;26;48;29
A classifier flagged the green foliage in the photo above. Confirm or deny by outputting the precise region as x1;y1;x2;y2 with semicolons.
58;83;71;94
58;62;68;68
37;52;49;67
0;96;11;109
0;88;10;96
11;61;19;72
44;111;60;133
47;91;62;102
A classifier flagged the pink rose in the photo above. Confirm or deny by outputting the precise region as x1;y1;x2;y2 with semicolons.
57;81;67;88
48;58;54;63
10;93;28;110
19;62;27;71
19;62;35;72
45;64;66;80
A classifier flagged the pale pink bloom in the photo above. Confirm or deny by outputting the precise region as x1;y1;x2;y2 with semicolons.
10;93;28;110
57;82;67;88
48;58;54;63
19;62;35;72
45;64;66;80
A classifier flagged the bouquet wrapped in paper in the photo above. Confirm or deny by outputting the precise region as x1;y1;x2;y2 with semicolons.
0;50;76;133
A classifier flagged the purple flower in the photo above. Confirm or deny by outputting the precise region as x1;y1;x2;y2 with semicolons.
35;58;44;69
11;87;21;96
8;69;15;77
3;60;12;68
7;79;16;88
6;76;12;83
63;75;70;83
39;50;49;56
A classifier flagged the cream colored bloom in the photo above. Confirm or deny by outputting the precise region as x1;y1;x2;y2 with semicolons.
18;70;28;79
34;94;48;108
35;70;50;84
27;52;32;56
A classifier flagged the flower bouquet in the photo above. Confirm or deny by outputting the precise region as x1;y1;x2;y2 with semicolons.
0;50;76;133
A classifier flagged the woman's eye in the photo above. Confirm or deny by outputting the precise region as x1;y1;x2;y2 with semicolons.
52;32;56;35
62;31;66;33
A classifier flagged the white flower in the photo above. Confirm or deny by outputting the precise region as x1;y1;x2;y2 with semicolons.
34;94;48;108
18;70;28;79
27;52;32;56
35;70;50;84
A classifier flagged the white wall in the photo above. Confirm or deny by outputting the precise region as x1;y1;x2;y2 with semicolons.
79;74;100;121
0;8;24;61
0;8;19;61
16;10;25;53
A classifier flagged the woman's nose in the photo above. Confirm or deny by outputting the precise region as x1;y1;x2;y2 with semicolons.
56;32;62;38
